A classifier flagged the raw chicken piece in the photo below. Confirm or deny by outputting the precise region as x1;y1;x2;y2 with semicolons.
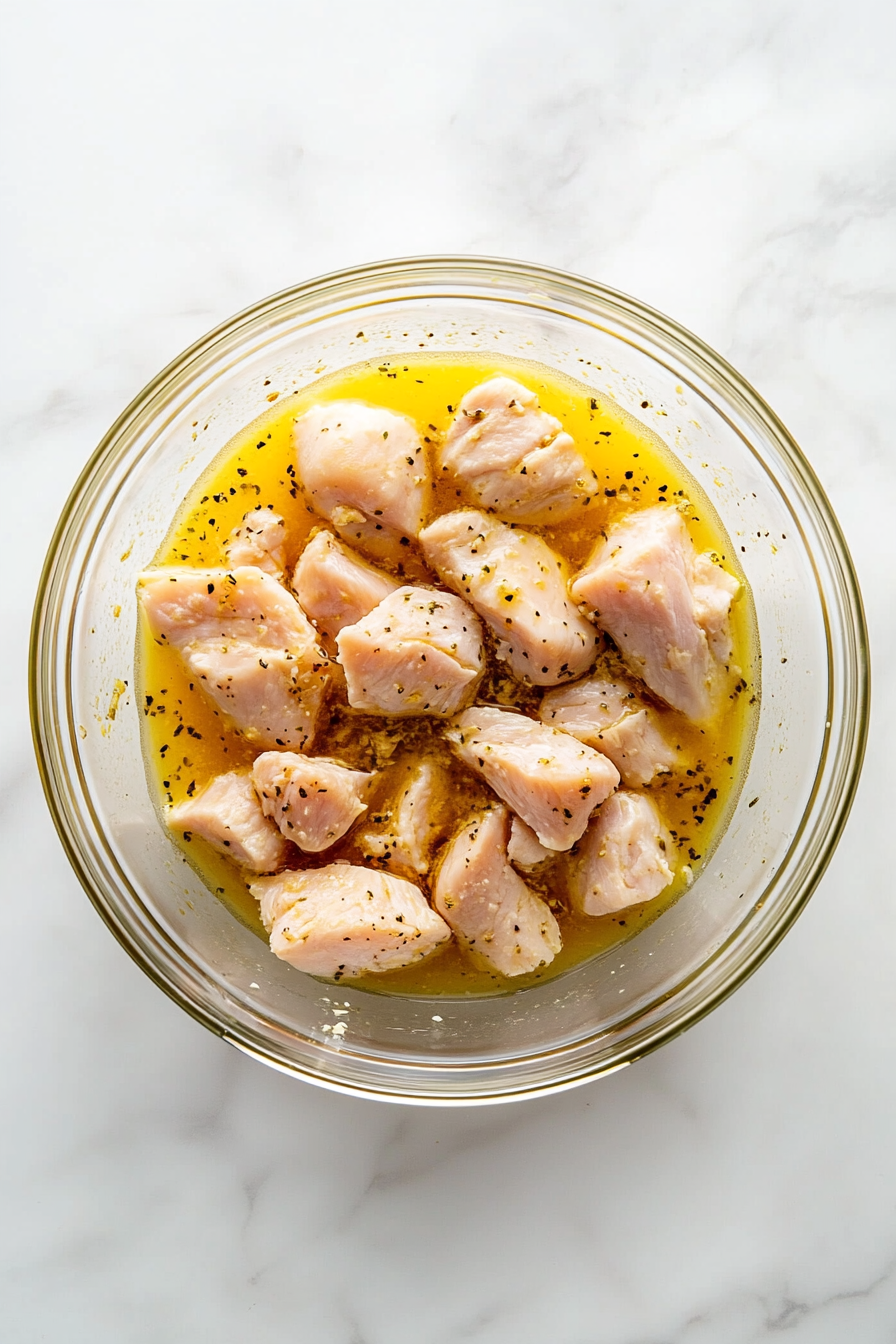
592;712;677;789
507;816;553;869
569;791;674;916
249;865;451;978
292;529;400;648
433;807;561;976
692;553;740;663
252;752;373;852
539;672;677;787
224;507;287;578
420;509;597;686
138;565;330;750
569;506;739;722
336;586;484;716
167;771;287;874
294;401;430;563
445;706;619;851
358;758;446;875
440;376;593;523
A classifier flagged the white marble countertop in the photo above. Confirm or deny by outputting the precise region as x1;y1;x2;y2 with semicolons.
2;3;895;1340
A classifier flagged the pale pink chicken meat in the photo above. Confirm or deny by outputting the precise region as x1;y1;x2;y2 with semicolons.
433;807;561;976
252;752;373;852
138;565;330;750
358;757;447;875
507;815;554;869
336;585;484;716
445;706;619;851
440;376;593;523
249;865;451;978
569;792;674;916
420;509;597;686
569;506;739;723
692;553;740;663
294;401;430;564
167;771;288;874
224;507;287;578
539;672;677;787
291;529;399;649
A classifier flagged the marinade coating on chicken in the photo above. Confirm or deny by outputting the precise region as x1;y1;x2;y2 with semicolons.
358;758;446;875
440;376;593;523
252;752;373;853
167;771;288;874
445;706;619;850
224;507;287;578
293;401;430;563
433;807;561;976
569;791;674;916
249;865;451;977
419;509;597;686
569;506;740;723
506;815;554;869
138;565;330;750
539;672;677;787
291;529;400;649
336;585;484;716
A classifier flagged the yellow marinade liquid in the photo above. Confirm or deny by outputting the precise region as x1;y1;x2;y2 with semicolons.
137;353;758;997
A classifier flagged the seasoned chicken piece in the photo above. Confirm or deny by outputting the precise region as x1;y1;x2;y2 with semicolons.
569;791;674;916
433;807;561;976
507;816;553;869
292;529;399;649
294;401;430;563
167;771;287;874
445;706;618;851
252;752;373;852
358;758;446;874
593;712;677;789
692;553;740;663
336;586;484;716
539;673;677;787
224;507;287;578
440;376;593;523
138;566;330;750
249;865;451;978
420;509;597;686
569;506;739;722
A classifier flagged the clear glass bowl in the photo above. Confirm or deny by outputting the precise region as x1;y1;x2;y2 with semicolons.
30;257;868;1104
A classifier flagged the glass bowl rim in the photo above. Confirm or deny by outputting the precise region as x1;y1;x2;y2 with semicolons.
29;254;870;1104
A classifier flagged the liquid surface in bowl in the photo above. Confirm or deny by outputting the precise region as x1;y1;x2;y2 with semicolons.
137;353;757;996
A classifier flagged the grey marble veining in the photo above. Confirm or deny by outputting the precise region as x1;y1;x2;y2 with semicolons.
1;2;895;1340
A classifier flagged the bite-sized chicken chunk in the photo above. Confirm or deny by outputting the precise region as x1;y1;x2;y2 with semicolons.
336;586;484;716
138;566;330;750
249;865;451;978
433;807;561;976
692;553;740;663
570;506;740;722
358;758;446;875
224;507;287;578
294;401;430;563
292;529;399;648
167;771;287;874
507;816;554;869
252;752;373;852
569;792;674;916
539;672;677;787
440;377;593;523
445;706;619;850
420;509;597;686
